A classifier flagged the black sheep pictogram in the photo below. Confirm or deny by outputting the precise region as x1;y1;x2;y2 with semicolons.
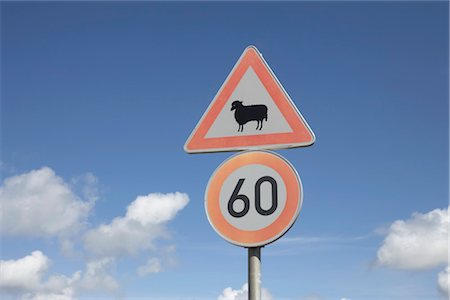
231;100;268;132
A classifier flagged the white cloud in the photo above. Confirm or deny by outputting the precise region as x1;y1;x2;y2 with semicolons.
0;251;118;299
376;207;449;270
302;296;349;300
0;167;95;237
375;207;449;298
84;192;189;257
70;172;99;203
136;245;179;277
0;251;49;293
75;258;119;293
217;283;273;300
138;258;162;276
60;239;77;257
20;289;75;300
438;266;449;298
303;296;321;300
127;193;189;225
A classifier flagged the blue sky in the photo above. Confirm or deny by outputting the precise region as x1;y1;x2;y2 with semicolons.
1;1;448;300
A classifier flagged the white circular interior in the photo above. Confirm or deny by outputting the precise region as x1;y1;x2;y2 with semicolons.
219;164;287;231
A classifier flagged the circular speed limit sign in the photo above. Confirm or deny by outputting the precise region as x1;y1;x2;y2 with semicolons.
205;151;302;247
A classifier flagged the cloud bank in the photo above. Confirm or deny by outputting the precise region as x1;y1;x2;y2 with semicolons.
0;167;191;299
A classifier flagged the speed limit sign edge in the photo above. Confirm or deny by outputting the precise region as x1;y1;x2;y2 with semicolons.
205;150;303;248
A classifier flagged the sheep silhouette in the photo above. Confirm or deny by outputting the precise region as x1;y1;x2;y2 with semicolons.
231;100;268;132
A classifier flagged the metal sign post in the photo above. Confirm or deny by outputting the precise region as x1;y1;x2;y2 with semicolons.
248;247;261;300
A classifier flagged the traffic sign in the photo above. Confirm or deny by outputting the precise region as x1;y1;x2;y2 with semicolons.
184;46;315;153
205;150;302;247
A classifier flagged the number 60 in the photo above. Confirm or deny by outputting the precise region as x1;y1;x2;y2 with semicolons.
227;176;278;218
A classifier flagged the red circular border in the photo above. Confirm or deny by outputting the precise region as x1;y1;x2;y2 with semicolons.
205;151;302;247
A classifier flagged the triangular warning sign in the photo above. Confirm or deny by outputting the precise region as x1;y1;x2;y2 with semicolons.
184;46;315;153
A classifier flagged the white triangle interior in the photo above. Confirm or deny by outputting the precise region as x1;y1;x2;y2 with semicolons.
205;67;293;138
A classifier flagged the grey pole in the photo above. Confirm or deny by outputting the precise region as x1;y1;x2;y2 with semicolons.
248;247;261;300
